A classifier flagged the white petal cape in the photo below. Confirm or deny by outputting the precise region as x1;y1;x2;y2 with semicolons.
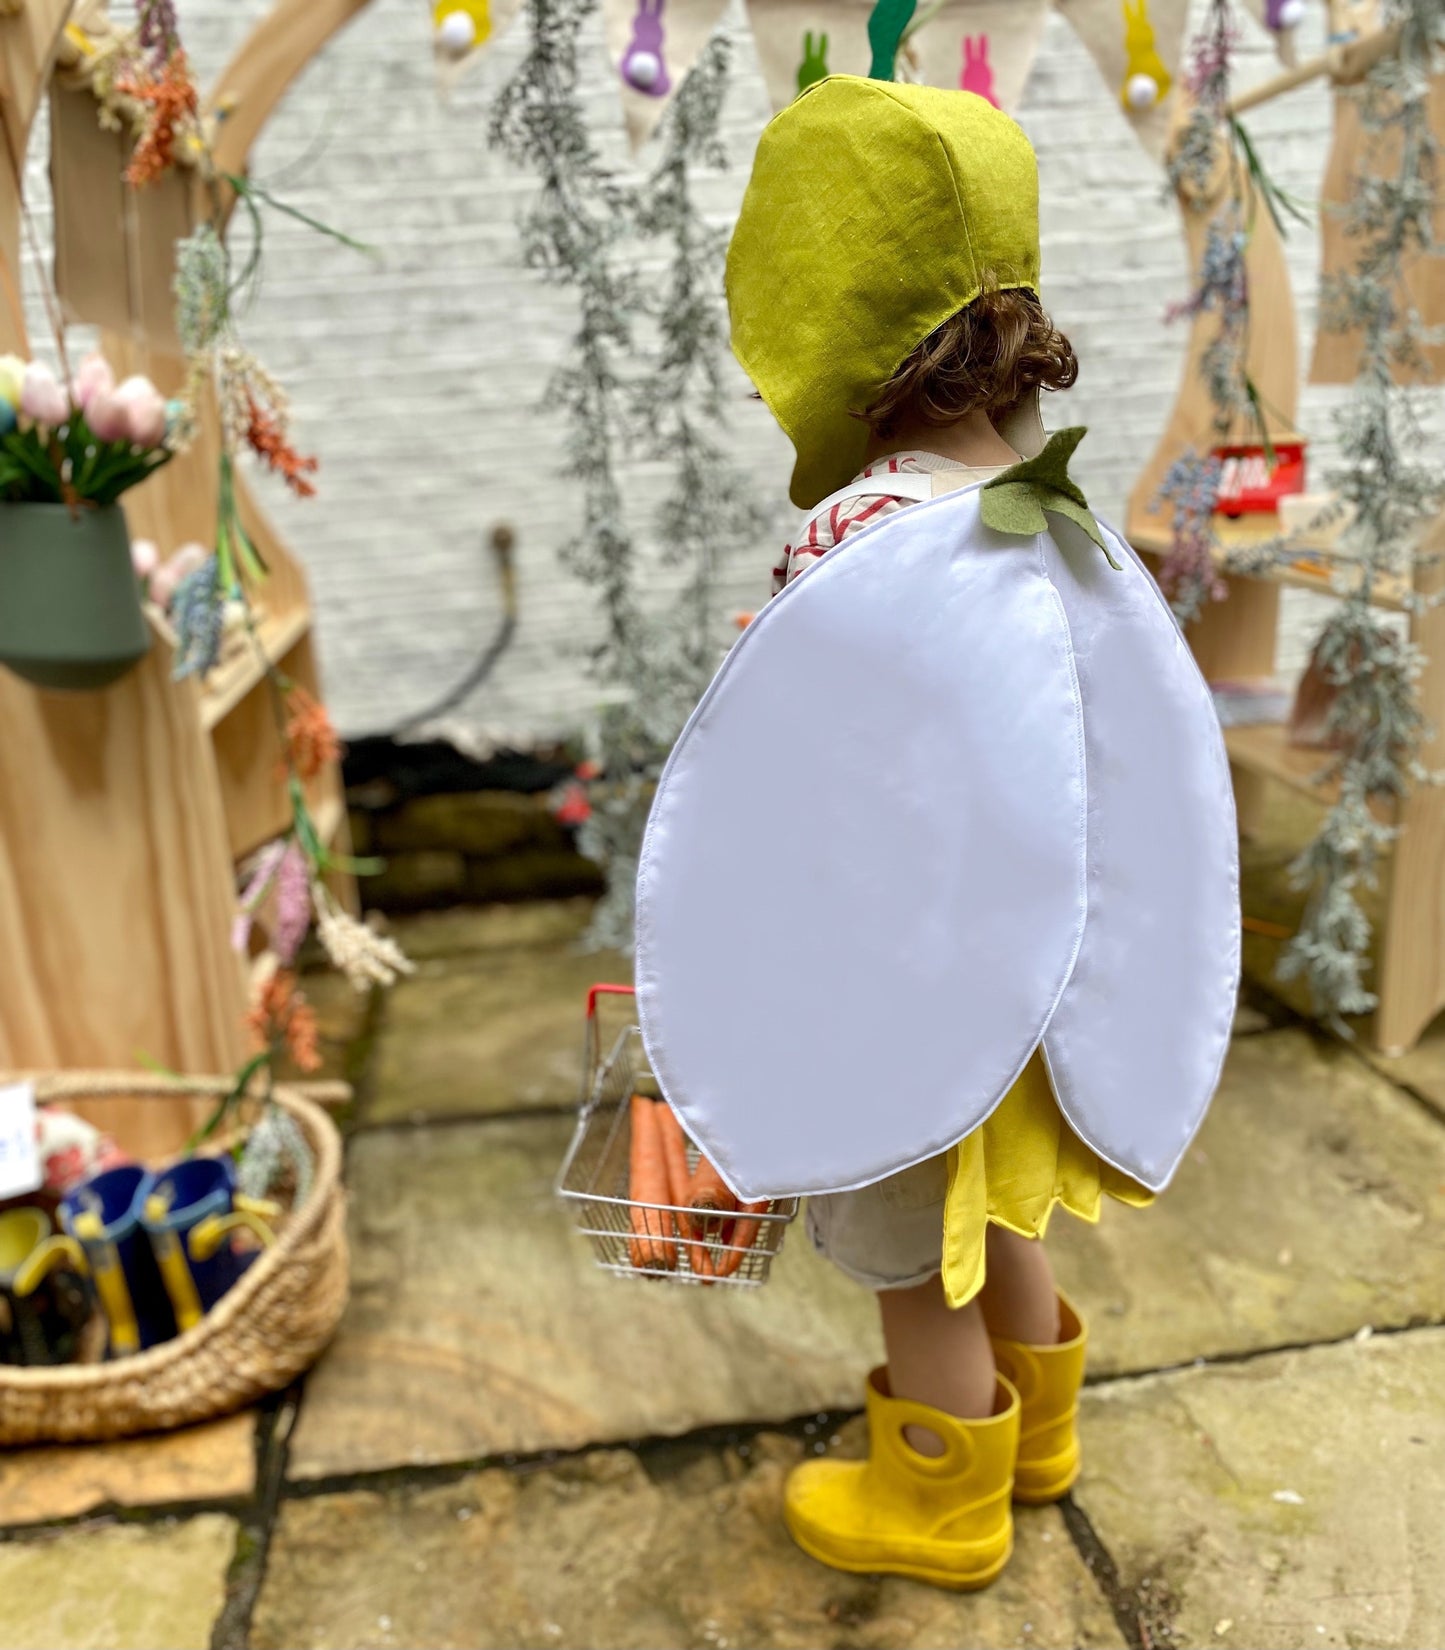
634;479;1239;1202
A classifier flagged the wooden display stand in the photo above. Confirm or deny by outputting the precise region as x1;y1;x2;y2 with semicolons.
1130;65;1445;1056
0;0;367;1141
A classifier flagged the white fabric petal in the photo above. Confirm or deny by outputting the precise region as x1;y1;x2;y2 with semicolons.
635;489;1088;1201
1039;518;1239;1191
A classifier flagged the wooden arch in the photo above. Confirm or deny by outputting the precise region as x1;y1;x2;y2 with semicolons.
0;0;370;1148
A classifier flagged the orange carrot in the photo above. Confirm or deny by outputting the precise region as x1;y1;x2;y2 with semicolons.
628;1095;675;1271
687;1154;739;1248
713;1201;770;1280
654;1105;694;1236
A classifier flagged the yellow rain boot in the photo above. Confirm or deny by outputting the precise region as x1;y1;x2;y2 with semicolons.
989;1294;1086;1504
783;1369;1019;1591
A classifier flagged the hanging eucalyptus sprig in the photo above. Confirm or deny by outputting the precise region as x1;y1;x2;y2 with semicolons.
494;4;745;952
491;0;645;677
581;38;752;952
1277;0;1445;1023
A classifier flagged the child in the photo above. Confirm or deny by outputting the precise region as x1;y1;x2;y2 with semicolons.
634;76;1237;1592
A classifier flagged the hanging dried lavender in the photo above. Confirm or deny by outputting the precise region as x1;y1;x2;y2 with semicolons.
1278;0;1445;1022
1160;2;1305;622
1158;0;1250;623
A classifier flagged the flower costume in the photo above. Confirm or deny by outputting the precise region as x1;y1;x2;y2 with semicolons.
631;77;1239;1587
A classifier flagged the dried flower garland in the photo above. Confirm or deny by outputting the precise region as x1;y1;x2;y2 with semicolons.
1158;0;1304;623
59;1;410;1139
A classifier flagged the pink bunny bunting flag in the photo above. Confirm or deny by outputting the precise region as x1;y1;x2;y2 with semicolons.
897;0;1050;114
1052;0;1189;159
605;0;732;151
431;0;525;95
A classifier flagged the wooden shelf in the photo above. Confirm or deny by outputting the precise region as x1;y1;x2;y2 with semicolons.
1223;722;1398;821
0;0;360;1094
1130;516;1411;612
1224;722;1332;797
199;606;311;730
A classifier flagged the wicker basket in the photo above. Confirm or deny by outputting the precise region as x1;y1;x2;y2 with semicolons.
0;1074;348;1446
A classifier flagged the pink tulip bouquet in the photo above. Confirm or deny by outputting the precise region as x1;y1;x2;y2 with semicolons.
0;351;177;507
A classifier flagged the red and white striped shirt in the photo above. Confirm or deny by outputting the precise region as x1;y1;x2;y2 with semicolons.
771;454;932;595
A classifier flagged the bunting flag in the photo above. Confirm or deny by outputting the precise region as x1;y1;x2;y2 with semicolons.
1052;0;1189;160
603;0;732;150
432;0;525;96
897;0;1050;115
422;0;1195;161
744;0;879;115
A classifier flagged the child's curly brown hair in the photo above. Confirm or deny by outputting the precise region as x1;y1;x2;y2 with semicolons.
859;282;1078;440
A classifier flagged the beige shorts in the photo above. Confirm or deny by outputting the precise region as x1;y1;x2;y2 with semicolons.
806;1152;950;1291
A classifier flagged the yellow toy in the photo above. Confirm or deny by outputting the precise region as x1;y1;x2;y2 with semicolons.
1121;0;1172;111
145;1190;205;1334
433;0;491;55
70;1209;140;1357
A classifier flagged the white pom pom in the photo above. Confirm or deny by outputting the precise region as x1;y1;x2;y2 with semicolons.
1125;72;1160;111
436;10;476;53
625;51;661;91
1276;0;1305;25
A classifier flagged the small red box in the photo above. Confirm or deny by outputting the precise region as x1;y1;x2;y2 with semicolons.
1212;439;1307;516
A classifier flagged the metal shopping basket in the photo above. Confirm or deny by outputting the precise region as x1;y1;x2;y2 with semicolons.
555;984;797;1287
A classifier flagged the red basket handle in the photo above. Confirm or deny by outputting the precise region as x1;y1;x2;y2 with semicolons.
585;982;635;1020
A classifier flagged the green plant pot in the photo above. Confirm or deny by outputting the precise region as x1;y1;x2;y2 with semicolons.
0;503;151;691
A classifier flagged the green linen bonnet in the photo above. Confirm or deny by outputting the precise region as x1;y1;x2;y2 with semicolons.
726;76;1042;510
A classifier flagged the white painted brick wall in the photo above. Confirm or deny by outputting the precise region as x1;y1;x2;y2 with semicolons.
21;1;1382;742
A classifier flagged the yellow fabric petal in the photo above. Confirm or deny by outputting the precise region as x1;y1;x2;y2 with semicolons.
941;1051;1154;1309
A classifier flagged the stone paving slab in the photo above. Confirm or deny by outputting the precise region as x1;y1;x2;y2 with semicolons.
0;1412;255;1529
1074;1329;1445;1650
286;1115;882;1480
294;1025;1445;1477
254;1429;1124;1650
372;901;1283;1124
1358;1034;1445;1125
366;906;629;1124
387;899;607;964
1048;1027;1445;1377
0;1513;236;1650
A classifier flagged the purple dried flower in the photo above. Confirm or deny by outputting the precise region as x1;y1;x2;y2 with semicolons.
1184;0;1238;103
271;841;313;965
171;555;222;680
1155;451;1226;624
1166;222;1248;324
234;839;288;955
137;0;181;71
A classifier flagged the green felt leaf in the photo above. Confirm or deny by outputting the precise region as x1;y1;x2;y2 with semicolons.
979;481;1048;537
979;426;1119;569
986;426;1090;506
